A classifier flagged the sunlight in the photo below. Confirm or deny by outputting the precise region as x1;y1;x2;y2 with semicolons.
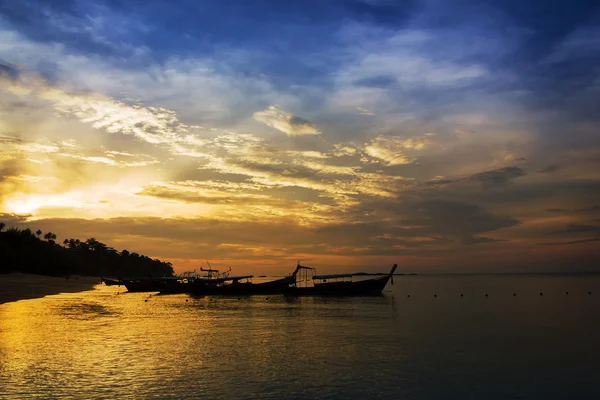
4;198;42;215
4;194;82;216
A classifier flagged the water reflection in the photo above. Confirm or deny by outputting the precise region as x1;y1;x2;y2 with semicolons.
1;276;599;399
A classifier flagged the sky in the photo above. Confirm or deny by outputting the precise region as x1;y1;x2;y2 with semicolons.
1;0;599;274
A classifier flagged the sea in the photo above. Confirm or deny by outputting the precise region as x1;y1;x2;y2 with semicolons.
1;274;599;399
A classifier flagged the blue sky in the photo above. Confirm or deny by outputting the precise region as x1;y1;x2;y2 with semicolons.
1;0;599;272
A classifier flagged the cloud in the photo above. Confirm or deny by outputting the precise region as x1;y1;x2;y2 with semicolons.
307;197;521;256
285;150;330;159
2;2;600;272
136;181;274;205
39;88;184;144
59;152;159;168
0;61;20;80
454;128;475;136
470;166;525;188
545;26;600;64
356;106;375;116
331;144;358;157
538;164;559;173
577;205;600;213
502;153;526;162
1;68;186;145
0;1;151;58
405;199;521;244
364;135;430;165
424;166;527;190
461;236;506;245
546;208;567;213
253;106;320;136
335;28;488;89
0;135;25;144
0;28;291;130
536;237;600;246
551;224;600;235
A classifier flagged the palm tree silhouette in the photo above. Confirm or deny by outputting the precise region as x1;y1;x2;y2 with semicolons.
43;232;57;242
36;229;42;238
0;222;5;232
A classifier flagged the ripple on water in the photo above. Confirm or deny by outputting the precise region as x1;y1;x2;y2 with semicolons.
0;276;599;399
58;302;115;319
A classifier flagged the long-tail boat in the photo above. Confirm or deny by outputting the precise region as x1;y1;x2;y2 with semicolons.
285;264;397;296
101;276;123;286
123;278;163;292
188;270;295;296
123;275;189;293
157;270;199;294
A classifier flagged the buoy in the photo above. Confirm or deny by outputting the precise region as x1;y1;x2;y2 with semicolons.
460;294;463;297
144;299;148;302
513;293;516;296
186;299;188;302
407;294;410;298
565;292;568;295
540;292;543;296
266;297;269;300
434;294;437;298
589;292;592;295
485;293;488;297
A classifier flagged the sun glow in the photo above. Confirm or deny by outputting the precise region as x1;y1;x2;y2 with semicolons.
2;185;221;220
4;198;42;215
4;194;86;216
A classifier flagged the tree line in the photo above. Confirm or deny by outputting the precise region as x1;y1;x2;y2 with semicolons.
0;222;174;278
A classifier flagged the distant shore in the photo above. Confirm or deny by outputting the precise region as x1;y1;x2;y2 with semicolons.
0;273;100;305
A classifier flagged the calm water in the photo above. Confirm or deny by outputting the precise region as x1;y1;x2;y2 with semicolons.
1;275;600;399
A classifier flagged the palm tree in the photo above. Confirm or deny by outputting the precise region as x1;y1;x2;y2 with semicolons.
86;237;99;250
36;229;42;238
65;238;81;249
0;222;5;232
43;232;57;242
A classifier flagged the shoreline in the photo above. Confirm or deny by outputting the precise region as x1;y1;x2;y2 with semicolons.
0;273;100;305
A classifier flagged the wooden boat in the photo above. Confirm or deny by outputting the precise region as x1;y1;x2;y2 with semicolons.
123;276;183;292
157;270;199;294
187;266;297;296
210;276;295;295
101;276;123;286
123;279;163;292
189;274;296;296
186;267;232;295
123;269;204;293
285;264;397;296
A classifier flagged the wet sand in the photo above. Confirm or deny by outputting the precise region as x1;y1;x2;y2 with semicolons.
0;273;100;304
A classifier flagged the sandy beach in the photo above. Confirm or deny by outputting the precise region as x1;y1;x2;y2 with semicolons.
0;273;100;304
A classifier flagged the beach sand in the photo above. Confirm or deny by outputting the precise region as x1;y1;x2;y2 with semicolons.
0;273;100;304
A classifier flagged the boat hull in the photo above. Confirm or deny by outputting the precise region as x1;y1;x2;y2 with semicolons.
123;280;163;292
157;280;192;294
188;277;295;296
101;277;122;286
286;275;392;296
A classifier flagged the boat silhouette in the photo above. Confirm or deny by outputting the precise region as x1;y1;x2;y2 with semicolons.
119;264;398;296
285;264;397;296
